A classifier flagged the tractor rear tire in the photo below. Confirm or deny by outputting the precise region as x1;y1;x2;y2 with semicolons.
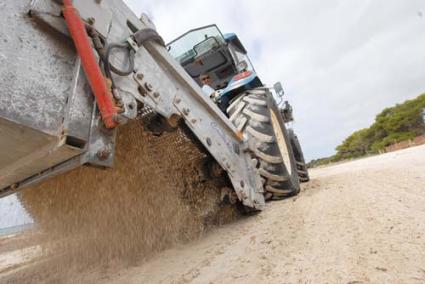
227;89;300;200
288;129;310;183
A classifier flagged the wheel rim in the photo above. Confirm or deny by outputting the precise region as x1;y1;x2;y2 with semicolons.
270;110;293;175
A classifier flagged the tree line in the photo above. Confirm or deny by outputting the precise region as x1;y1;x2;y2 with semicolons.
308;93;425;167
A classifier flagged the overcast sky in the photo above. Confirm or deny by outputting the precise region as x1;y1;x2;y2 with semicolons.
1;0;425;229
126;0;425;161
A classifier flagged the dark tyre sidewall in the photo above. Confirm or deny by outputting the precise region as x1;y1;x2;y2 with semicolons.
288;129;310;183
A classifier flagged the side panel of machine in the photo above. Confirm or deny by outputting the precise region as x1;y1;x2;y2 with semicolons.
0;117;82;192
0;1;75;133
0;1;96;194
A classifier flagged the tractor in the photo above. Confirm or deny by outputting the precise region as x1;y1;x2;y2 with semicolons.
167;25;309;194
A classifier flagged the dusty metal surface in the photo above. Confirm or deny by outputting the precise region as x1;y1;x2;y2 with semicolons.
0;115;84;195
0;0;87;195
0;1;75;133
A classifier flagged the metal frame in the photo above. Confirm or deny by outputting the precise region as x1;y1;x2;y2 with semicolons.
166;24;226;47
0;0;266;209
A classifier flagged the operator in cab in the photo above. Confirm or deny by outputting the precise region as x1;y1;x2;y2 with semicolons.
200;73;217;99
200;73;229;113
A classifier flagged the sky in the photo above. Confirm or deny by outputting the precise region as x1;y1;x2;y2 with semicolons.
125;0;425;161
1;0;425;228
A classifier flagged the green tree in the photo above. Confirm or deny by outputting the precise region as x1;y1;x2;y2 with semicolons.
333;93;425;161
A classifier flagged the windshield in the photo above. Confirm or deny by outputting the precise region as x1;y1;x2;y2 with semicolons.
229;45;255;72
167;25;226;64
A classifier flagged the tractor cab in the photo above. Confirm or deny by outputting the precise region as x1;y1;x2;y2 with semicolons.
167;25;262;109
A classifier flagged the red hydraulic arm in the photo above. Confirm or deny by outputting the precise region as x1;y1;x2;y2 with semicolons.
62;0;119;129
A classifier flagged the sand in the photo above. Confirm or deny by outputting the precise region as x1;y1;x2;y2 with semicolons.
3;121;239;283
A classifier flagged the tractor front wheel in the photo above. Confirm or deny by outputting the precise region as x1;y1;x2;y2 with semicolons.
227;89;300;200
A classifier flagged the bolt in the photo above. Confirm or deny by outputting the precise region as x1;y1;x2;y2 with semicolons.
138;86;146;96
144;82;153;92
97;148;111;161
175;98;181;104
191;119;197;124
87;17;95;25
206;137;212;146
240;180;245;188
183;108;190;116
10;184;18;190
136;73;144;80
153;92;160;98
